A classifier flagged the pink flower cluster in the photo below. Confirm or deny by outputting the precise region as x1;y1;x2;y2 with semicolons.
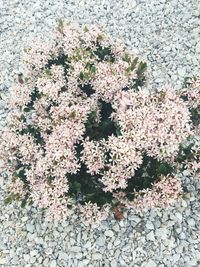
81;136;143;192
112;89;192;162
181;76;200;110
113;175;183;211
79;202;110;227
0;22;197;225
133;175;183;211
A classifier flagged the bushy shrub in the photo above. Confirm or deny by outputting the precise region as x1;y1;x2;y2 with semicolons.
0;22;198;225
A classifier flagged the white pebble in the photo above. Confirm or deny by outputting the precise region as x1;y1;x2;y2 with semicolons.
105;230;114;238
50;260;57;267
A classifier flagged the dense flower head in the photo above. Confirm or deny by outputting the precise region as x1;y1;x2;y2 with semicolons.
0;22;198;224
112;88;192;162
79;202;110;227
113;175;182;211
134;175;183;210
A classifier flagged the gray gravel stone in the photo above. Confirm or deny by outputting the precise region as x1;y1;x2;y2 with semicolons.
145;260;157;267
49;260;57;267
26;223;35;233
105;230;114;238
146;231;155;241
146;222;154;230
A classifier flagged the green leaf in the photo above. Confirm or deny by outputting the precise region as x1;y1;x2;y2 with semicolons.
4;195;13;205
72;181;81;192
45;68;52;76
20;114;26;122
79;71;84;80
69;111;76;119
131;57;139;70
137;62;147;76
123;53;131;63
21;198;27;208
47;175;54;183
90;66;96;73
57;19;64;34
158;163;173;176
23;107;33;112
158;164;167;175
83;26;89;32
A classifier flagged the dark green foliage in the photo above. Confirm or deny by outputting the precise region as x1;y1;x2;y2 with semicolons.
45;68;53;76
21;195;29;208
94;41;115;63
176;142;195;163
46;54;69;80
79;83;95;97
134;62;147;88
124;155;173;193
56;19;64;34
24;88;42;112
183;76;193;88
47;175;55;184
4;190;30;208
84;101;121;141
122;57;147;91
19;125;44;145
190;108;200;126
67;162;114;206
4;195;13;205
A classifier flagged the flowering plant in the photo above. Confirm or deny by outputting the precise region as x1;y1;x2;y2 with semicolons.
0;22;198;225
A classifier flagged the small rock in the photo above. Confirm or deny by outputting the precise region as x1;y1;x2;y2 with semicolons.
96;237;105;247
105;230;114;238
146;259;157;267
146;231;155;241
146;222;154;230
179;232;186;239
155;77;164;83
0;258;6;265
129;215;141;223
181;199;187;208
58;251;69;261
78;259;89;267
84;241;91;249
188;218;195;226
30;250;37;257
30;257;36;264
111;260;118;267
26;223;35;233
114;239;120;246
108;242;113;250
45;248;53;255
113;224;120;232
173;253;180;262
50;260;57;267
24;254;30;262
71;246;81;253
92;253;102;260
11;256;19;265
190;259;197;266
196;42;200;53
21;216;28;222
155;228;168;239
175;212;183;221
131;0;137;8
177;67;186;76
35;237;44;244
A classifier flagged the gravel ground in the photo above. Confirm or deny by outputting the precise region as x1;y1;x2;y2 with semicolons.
0;0;200;266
